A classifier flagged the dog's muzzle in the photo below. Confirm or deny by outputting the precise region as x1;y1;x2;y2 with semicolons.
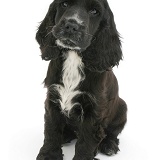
52;19;91;50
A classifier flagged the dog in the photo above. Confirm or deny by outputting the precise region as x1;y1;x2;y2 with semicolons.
36;0;127;159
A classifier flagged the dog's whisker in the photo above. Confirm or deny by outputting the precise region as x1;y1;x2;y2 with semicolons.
85;32;96;42
85;32;94;37
48;26;53;28
45;31;52;37
46;26;54;29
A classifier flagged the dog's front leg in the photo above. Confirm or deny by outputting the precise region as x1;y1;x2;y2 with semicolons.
37;100;64;160
73;119;105;160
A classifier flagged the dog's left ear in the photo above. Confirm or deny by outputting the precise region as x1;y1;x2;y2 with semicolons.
36;2;60;61
82;5;122;72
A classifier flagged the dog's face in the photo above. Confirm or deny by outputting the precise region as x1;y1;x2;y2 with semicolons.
52;0;104;50
36;0;122;72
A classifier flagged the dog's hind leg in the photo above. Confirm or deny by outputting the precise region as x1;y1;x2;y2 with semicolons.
99;98;127;156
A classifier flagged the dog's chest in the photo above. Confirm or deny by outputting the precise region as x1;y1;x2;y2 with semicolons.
54;51;84;114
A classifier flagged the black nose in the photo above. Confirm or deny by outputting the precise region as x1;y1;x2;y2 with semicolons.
65;21;79;33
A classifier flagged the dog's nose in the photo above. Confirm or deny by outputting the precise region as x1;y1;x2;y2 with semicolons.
65;21;79;33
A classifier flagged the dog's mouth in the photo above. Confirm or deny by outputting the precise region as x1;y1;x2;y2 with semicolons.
61;39;77;47
56;39;81;50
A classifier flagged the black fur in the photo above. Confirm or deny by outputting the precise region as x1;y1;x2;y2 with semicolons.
36;0;127;159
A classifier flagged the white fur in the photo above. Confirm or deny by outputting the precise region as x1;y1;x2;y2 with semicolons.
56;39;81;50
53;51;85;115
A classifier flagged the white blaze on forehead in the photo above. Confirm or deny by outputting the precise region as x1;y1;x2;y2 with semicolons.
66;13;83;25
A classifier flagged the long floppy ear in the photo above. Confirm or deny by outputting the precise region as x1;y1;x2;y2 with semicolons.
82;4;122;72
36;2;60;60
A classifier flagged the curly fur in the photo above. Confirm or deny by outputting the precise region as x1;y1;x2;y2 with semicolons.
36;0;127;160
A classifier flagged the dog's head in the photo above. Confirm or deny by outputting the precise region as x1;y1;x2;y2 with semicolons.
36;0;122;72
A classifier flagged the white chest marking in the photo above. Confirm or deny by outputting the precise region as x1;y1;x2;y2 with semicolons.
53;51;84;115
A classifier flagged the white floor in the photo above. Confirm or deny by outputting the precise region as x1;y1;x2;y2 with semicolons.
0;0;160;160
7;122;160;160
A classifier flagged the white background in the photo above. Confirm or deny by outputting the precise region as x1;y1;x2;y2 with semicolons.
0;0;160;159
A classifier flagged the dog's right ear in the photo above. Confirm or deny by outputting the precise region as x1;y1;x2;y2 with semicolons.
36;2;60;61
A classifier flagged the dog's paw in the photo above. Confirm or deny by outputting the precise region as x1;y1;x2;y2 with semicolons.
99;138;120;156
36;148;63;160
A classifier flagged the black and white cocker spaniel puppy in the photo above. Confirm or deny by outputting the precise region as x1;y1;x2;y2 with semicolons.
36;0;127;159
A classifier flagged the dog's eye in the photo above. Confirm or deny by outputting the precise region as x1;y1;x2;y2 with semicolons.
89;8;99;15
61;1;68;8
